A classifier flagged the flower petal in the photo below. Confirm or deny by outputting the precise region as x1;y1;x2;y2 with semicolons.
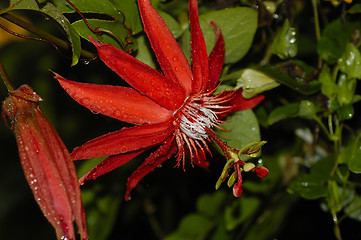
217;90;264;119
125;138;177;200
207;22;225;92
137;0;193;95
189;0;209;94
55;73;173;125
89;38;186;110
71;121;174;160
79;148;149;184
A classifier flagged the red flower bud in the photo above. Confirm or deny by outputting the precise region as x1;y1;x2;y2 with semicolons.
2;85;88;240
255;166;269;178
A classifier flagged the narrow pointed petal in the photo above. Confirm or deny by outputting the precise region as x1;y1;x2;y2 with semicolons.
189;0;209;94
217;90;264;119
125;138;177;200
89;38;186;110
207;22;225;92
137;0;193;94
79;148;149;184
55;73;173;125
71;121;174;160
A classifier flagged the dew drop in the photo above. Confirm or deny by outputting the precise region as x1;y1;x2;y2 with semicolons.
120;146;128;153
80;98;90;105
113;109;121;118
172;56;178;62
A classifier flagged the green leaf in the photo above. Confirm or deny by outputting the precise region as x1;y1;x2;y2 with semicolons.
344;194;361;222
317;19;357;64
289;156;334;200
8;0;81;66
236;68;280;99
337;74;356;105
268;103;299;125
215;109;260;149
261;66;321;95
224;197;260;230
200;7;258;64
338;43;361;79
319;64;338;98
196;191;227;218
271;19;297;59
82;188;122;240
164;214;213;240
159;11;183;39
348;134;361;173
348;4;361;14
298;100;317;118
337;104;354;121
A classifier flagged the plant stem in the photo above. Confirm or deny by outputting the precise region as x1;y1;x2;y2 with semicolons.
311;0;322;68
0;58;15;92
1;12;95;59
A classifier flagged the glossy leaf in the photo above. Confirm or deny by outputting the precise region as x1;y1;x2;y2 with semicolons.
261;66;321;95
271;19;297;59
215;109;261;149
236;68;280;99
200;7;258;64
338;43;361;79
317;19;357;64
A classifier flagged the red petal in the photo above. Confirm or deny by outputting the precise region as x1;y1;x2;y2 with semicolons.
55;73;173;125
89;38;186;110
189;0;209;94
71;121;174;160
217;90;264;119
207;22;225;92
137;0;193;95
79;148;149;184
125;138;177;200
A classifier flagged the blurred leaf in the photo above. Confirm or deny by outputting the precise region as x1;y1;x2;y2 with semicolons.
164;214;213;240
348;134;361;173
224;197;260;230
337;104;354;121
236;69;280;99
135;35;157;68
268;103;299;125
345;194;361;221
337;75;356;105
298;100;317;118
261;65;321;95
289;156;334;200
338;43;361;79
82;187;122;240
215;109;261;149
348;4;361;14
319;64;338;98
271;19;297;59
196;191;227;218
317;19;357;64
200;7;258;64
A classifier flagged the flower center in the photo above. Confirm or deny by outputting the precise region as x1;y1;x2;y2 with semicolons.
179;95;218;140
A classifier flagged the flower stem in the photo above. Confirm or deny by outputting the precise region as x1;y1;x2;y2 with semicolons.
0;58;15;92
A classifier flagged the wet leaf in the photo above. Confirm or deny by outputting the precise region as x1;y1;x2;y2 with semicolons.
261;66;321;95
271;19;297;59
338;43;361;79
319;64;338;98
236;68;280;99
317;19;357;64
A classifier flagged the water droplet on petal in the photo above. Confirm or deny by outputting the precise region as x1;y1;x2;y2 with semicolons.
120;146;128;153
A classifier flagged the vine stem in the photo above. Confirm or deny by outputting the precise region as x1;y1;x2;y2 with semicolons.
311;0;322;68
0;58;15;92
1;12;95;59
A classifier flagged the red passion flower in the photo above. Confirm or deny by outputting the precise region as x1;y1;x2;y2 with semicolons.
54;0;264;200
